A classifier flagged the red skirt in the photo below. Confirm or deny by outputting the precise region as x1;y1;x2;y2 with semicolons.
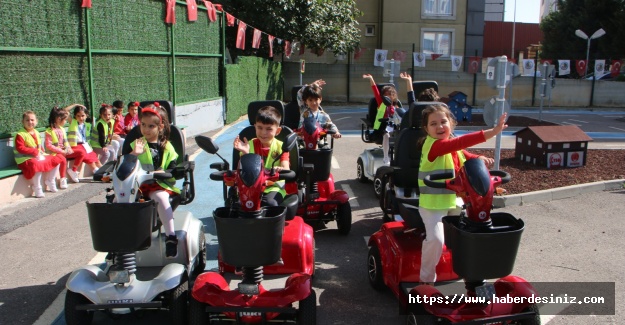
68;145;99;164
18;155;64;180
139;182;176;198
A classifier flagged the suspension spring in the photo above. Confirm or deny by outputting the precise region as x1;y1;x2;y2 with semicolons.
115;252;137;275
241;266;264;284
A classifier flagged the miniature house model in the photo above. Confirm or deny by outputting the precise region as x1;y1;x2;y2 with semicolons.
441;91;472;122
513;125;592;168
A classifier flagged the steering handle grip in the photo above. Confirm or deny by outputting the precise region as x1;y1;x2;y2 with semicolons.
489;170;511;184
153;172;173;179
278;170;296;182
209;170;227;181
423;172;454;189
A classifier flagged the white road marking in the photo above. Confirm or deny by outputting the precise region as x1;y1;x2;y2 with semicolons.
608;126;625;132
539;294;572;324
568;119;588;124
560;122;581;126
341;184;360;207
333;117;350;121
33;252;107;325
331;156;340;169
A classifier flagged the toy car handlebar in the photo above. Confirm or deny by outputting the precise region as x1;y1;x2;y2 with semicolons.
489;170;511;184
209;169;295;182
153;172;173;179
210;170;228;181
277;169;296;181
423;172;454;188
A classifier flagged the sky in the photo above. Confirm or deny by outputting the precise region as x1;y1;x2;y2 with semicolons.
504;0;541;24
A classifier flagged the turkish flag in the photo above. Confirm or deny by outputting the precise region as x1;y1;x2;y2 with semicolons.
541;59;552;65
468;56;480;74
236;21;247;49
202;1;217;22
165;0;176;24
284;41;292;58
610;60;622;77
213;4;222;11
393;50;406;62
430;53;442;60
252;28;262;49
268;35;275;57
226;13;235;26
81;0;92;8
186;0;197;21
354;48;366;60
575;60;587;76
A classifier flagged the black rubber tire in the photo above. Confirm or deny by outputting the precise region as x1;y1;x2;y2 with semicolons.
336;202;352;235
188;296;208;325
356;158;367;183
373;175;383;198
296;290;317;325
64;290;94;325
167;274;188;325
405;308;438;325
367;245;385;291
192;226;207;279
516;304;541;325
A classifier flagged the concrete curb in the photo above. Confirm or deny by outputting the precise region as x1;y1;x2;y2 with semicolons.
493;179;625;208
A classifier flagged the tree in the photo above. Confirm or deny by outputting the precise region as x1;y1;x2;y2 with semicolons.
541;0;625;73
216;0;362;61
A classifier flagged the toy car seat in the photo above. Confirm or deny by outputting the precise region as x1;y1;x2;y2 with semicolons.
361;83;402;144
232;100;300;220
283;85;304;131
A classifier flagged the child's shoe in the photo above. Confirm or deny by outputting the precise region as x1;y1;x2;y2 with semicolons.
165;235;178;258
33;186;45;198
45;180;58;193
59;178;68;189
67;168;80;183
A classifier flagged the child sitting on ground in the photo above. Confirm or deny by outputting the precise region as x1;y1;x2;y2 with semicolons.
13;111;63;197
296;79;341;138
417;104;507;284
44;106;72;189
130;103;181;258
233;106;291;207
64;104;102;181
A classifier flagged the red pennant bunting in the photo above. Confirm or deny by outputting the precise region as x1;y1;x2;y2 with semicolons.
268;35;275;57
431;54;442;61
575;60;587;76
468;56;481;74
252;28;262;49
81;0;92;8
226;13;235;26
392;50;406;62
354;48;366;60
213;4;222;11
508;58;517;64
611;60;622;77
284;41;292;58
165;0;176;24
186;0;197;21
236;21;247;50
202;1;217;22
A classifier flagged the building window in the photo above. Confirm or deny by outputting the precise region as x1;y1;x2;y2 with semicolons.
365;25;375;37
422;0;455;19
563;143;570;149
421;29;454;58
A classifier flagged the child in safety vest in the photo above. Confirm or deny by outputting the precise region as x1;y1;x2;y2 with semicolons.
13;111;63;198
417;104;508;284
44;106;72;189
363;73;413;165
90;104;121;164
64;104;103;181
233;106;291;207
296;79;342;138
129;103;181;258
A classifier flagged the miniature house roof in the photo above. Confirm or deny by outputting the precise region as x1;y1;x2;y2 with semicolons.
440;97;451;104
448;91;467;98
513;125;593;143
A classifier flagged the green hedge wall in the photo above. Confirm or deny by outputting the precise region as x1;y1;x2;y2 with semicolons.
224;57;283;123
0;0;223;136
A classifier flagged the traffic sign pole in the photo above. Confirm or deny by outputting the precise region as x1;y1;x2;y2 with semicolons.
494;56;508;170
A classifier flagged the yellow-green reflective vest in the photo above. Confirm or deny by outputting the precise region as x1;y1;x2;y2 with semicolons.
67;119;91;147
373;103;387;130
131;138;180;194
90;119;110;149
13;129;39;165
44;127;69;154
248;138;286;195
418;136;466;210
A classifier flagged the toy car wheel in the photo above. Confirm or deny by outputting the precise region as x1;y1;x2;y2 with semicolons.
515;304;541;325
64;290;94;325
296;290;317;325
192;226;207;279
356;158;367;183
188;296;209;325
373;176;384;198
405;306;437;325
367;245;385;291
336;202;352;235
167;274;188;325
